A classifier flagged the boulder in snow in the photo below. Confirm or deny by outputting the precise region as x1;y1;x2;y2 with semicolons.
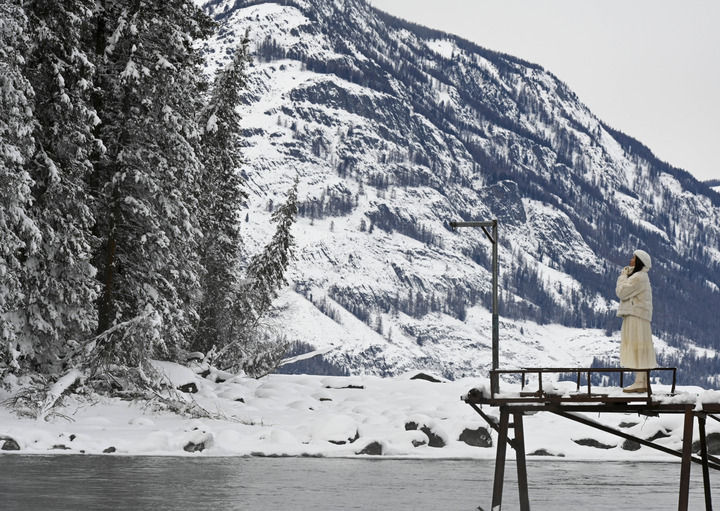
177;382;198;394
573;438;616;449
422;427;445;448
646;429;671;442
184;441;205;452
458;427;492;448
312;415;358;445
356;441;382;455
693;432;720;455
409;372;443;383
621;440;641;451
183;430;213;453
618;421;639;428
329;431;359;445
151;360;201;392
321;376;364;389
0;436;20;451
405;421;445;447
528;449;565;457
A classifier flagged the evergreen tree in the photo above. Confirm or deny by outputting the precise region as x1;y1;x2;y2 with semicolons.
19;0;101;374
0;2;40;373
90;0;214;373
212;178;298;373
192;33;250;356
244;178;298;322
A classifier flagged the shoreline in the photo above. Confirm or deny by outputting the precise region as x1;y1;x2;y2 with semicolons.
1;364;716;462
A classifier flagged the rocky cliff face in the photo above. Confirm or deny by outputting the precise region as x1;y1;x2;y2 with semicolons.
199;0;720;380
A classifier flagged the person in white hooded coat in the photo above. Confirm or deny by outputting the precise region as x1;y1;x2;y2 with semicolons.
616;249;655;392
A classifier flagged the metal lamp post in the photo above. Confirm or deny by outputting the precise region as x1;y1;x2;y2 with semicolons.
449;219;499;395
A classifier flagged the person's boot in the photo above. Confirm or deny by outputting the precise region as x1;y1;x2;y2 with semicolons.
623;372;647;393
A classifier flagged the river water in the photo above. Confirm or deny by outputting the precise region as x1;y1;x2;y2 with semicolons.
0;455;715;510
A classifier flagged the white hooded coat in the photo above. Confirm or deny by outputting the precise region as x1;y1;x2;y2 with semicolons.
615;267;652;321
616;250;655;369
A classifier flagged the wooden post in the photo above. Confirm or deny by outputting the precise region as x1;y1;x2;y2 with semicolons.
514;412;530;511
492;409;510;510
698;414;713;511
491;220;499;395
679;408;694;511
587;371;591;395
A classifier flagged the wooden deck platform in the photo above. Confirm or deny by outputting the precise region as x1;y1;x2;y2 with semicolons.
464;367;718;511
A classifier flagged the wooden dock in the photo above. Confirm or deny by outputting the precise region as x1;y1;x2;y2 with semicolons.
464;367;719;511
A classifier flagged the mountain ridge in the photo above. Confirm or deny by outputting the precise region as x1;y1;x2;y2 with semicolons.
199;0;720;383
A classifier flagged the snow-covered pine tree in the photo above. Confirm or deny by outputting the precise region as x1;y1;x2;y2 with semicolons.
212;178;298;374
192;33;251;356
0;3;40;375
244;177;298;317
18;0;101;374
90;1;214;377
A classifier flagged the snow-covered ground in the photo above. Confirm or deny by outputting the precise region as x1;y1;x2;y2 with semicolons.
1;362;717;461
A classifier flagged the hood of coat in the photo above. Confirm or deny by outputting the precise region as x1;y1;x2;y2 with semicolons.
633;249;652;270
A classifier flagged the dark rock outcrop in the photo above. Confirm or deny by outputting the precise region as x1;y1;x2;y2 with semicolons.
458;427;492;448
646;430;671;442
618;421;639;428
572;438;616;449
693;432;720;455
421;427;445;447
329;430;360;445
621;440;641;451
410;372;442;383
404;421;445;448
0;436;20;451
177;382;198;394
528;449;564;457
183;441;205;452
356;441;382;455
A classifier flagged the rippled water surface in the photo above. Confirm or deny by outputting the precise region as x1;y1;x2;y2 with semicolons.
0;455;716;510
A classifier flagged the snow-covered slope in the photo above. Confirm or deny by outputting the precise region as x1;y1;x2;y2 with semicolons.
198;0;720;381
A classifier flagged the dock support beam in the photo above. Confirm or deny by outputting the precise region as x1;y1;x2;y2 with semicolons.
492;410;509;510
698;414;713;511
514;412;530;511
490;408;531;511
679;408;694;511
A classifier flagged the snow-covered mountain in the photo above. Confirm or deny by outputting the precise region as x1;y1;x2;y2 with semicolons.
198;0;720;381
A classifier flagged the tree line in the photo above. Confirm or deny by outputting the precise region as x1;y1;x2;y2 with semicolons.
0;0;297;404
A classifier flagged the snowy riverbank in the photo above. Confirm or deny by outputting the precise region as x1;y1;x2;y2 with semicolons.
1;362;717;460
